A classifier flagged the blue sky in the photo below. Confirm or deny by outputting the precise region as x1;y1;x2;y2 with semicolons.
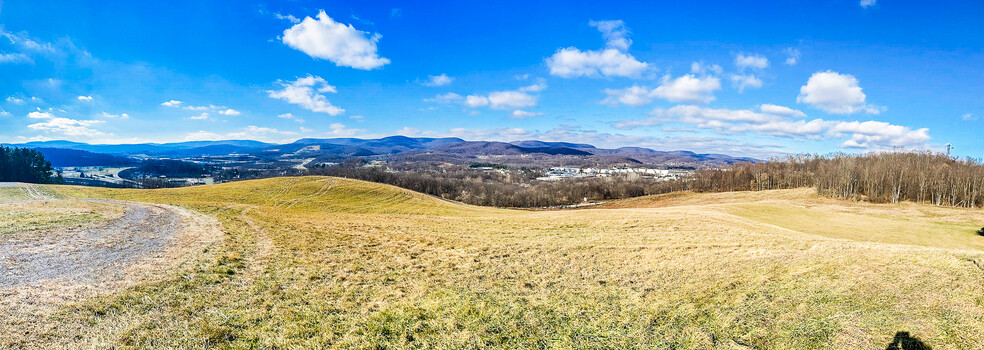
1;0;982;158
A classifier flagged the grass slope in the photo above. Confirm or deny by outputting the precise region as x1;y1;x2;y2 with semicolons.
605;188;984;251
53;176;501;217
0;200;124;236
4;177;983;349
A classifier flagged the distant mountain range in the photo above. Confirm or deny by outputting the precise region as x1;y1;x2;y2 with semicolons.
3;136;757;168
8;140;272;157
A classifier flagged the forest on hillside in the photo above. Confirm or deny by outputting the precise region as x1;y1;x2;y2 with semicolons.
689;152;984;208
0;146;59;184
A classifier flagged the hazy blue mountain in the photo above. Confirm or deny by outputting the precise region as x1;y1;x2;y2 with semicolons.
32;148;137;167
7;140;273;156
4;137;757;167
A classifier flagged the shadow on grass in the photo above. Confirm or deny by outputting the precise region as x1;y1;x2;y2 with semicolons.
885;331;931;350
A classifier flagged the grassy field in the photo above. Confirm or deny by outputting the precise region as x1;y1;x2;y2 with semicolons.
4;176;984;348
0;199;124;236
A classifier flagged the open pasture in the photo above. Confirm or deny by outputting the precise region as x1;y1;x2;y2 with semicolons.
3;176;983;349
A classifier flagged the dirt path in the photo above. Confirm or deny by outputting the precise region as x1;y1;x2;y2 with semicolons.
1;200;185;288
0;193;223;339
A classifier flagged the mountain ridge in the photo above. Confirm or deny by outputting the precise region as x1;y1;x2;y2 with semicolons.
3;136;758;167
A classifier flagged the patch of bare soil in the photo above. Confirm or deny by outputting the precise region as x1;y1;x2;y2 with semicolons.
0;199;222;343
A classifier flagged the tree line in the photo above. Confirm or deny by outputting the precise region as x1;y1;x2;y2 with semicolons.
688;152;984;208
0;146;60;184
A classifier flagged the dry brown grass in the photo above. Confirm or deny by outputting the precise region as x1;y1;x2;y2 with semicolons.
0;199;123;236
0;200;223;348
2;177;983;349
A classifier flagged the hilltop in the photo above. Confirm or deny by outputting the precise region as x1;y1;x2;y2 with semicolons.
2;177;982;348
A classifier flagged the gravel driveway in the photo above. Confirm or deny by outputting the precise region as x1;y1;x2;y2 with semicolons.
0;187;222;330
0;199;183;288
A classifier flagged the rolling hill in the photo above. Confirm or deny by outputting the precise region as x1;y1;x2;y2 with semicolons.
5;177;982;348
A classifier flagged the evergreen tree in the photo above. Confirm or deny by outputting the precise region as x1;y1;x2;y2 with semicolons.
0;146;56;183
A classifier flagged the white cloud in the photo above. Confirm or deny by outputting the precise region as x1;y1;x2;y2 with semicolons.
547;48;648;78
326;123;365;137
546;20;648;78
487;91;537;109
186;126;305;143
6;96;24;104
797;70;883;114
77;95;93;102
424;92;463;104
465;95;489;108
1;30;56;54
101;112;129;119
589;20;632;51
511;110;543;119
708;119;835;138
735;53;769;70
183;105;213;111
860;0;876;8
188;112;209;120
652;75;721;104
691;62;723;75
730;74;762;93
0;53;32;64
603;75;722;106
282;10;390;70
0;30;56;66
423;74;453;87
962;113;977;121
395;127;421;136
183;131;223;141
278;113;304;123
268;75;345;115
784;48;801;65
458;83;545;110
28;111;54;119
832;121;929;149
519;81;548;92
275;13;301;23
465;91;535;109
230;126;297;138
759;104;807;118
602;85;655;107
27;113;105;136
615;104;929;150
658;105;781;124
0;110;9;116
162;101;241;114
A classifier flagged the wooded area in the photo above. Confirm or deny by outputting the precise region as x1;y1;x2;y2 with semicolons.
690;152;984;208
0;146;59;184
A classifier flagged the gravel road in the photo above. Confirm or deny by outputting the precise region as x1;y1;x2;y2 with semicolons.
0;184;221;302
0;199;183;288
